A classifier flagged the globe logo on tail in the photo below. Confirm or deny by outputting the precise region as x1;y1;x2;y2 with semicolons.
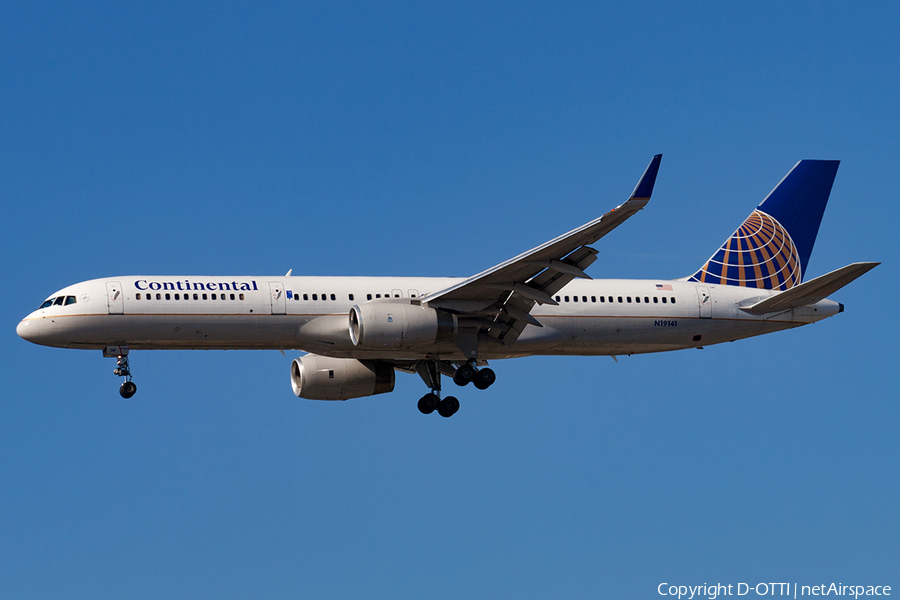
689;210;801;290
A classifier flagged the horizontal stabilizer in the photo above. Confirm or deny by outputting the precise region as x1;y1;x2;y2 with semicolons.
739;262;879;315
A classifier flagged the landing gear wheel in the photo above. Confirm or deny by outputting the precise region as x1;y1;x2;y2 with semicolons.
417;393;439;414
437;396;460;418
453;364;476;386
108;348;137;398
473;368;496;390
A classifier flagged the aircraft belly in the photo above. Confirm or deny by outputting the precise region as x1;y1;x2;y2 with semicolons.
38;311;810;355
44;314;308;349
512;315;803;356
515;315;696;353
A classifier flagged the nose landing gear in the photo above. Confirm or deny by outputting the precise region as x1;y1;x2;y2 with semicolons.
119;378;137;399
104;345;137;398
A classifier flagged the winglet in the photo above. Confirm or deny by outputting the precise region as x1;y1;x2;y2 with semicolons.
629;154;663;200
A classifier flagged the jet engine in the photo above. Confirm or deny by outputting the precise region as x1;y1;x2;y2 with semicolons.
291;354;395;400
349;301;457;349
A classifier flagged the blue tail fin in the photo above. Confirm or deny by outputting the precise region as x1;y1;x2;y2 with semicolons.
688;160;840;290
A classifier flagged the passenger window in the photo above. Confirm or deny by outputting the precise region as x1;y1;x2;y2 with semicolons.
136;293;141;300
671;297;676;304
312;294;318;301
376;294;381;299
156;293;161;300
618;297;623;303
608;296;613;303
349;294;354;301
331;294;336;301
600;296;605;303
303;294;308;301
165;293;171;300
211;293;216;300
367;294;372;300
627;297;632;303
644;297;649;303
555;296;561;302
653;297;658;303
582;296;587;302
564;296;569;302
193;293;199;300
591;296;596;303
175;293;180;300
202;293;207;300
635;297;640;303
662;297;667;303
230;293;235;300
239;294;244;300
573;296;578;302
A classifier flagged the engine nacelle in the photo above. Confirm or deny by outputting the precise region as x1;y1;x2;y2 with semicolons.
291;354;395;401
349;301;457;349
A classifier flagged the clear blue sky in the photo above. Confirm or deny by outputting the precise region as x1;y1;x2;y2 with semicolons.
1;2;896;598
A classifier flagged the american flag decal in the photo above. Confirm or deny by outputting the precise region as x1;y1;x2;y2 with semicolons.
655;284;673;291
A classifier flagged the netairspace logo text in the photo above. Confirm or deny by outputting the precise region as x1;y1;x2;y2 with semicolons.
658;583;891;599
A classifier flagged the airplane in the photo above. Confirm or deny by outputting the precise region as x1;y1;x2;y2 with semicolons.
17;155;878;417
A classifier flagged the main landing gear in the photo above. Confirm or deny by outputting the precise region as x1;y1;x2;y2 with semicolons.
416;360;459;418
416;360;496;418
104;345;137;398
417;393;460;418
452;362;496;390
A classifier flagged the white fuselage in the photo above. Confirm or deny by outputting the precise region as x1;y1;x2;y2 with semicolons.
16;275;840;360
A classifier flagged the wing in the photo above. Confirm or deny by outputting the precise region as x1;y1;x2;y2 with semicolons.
423;154;662;352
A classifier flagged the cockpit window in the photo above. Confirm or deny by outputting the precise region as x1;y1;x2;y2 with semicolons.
38;295;77;309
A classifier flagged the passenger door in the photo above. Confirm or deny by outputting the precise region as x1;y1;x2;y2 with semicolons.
696;286;712;319
106;281;124;315
269;282;286;315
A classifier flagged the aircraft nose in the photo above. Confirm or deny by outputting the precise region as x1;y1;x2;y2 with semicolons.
16;318;41;343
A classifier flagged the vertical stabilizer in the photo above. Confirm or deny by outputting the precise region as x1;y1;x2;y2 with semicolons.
688;160;839;290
